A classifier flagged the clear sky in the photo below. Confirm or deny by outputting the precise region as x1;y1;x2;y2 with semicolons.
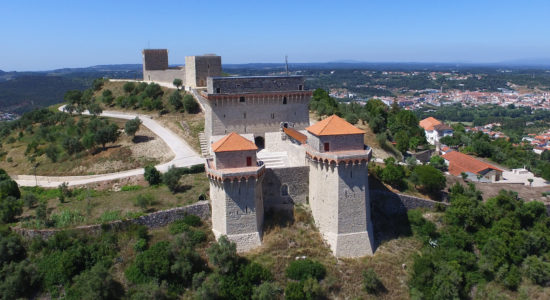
1;0;550;71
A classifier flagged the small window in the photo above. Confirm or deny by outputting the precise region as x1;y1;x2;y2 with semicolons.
239;96;245;102
283;97;287;104
299;85;303;90
223;114;226;118
271;113;275;119
216;87;221;93
243;112;246;119
246;156;252;166
281;184;289;196
324;142;330;152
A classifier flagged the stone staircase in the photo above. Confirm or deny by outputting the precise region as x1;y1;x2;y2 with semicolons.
198;132;210;158
257;150;288;168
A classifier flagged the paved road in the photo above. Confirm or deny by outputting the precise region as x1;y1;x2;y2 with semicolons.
13;106;204;187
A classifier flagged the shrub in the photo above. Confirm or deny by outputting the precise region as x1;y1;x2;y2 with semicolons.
22;193;38;208
163;166;183;193
207;235;238;274
96;210;121;223
240;262;273;284
285;259;326;281
144;165;161;186
253;282;281;300
0;233;26;267
0;260;41;300
169;220;190;235
407;209;437;240
284;281;305;300
182;214;202;227
183;94;198;113
65;263;123;300
121;185;142;192
133;238;147;252
125;241;173;284
410;165;447;193
134;193;154;210
363;268;384;294
523;256;550;286
0;196;23;223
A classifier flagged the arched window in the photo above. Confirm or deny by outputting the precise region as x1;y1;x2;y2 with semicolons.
283;96;287;104
281;184;289;197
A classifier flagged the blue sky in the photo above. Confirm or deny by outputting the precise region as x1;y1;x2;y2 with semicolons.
1;0;550;71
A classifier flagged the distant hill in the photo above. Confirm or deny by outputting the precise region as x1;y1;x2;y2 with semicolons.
0;75;88;114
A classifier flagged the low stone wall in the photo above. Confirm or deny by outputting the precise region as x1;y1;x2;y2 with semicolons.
262;166;309;211
12;201;211;240
371;190;448;215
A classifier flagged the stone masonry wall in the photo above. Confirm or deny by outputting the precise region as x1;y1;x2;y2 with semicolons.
262;166;309;211
370;190;449;215
143;69;186;84
142;49;169;70
12;201;210;240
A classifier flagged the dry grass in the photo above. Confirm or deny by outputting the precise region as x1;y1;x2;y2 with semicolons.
96;80;205;153
245;205;423;299
17;172;209;228
0;117;169;176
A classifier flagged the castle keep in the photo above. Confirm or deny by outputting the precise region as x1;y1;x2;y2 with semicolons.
142;49;221;90
143;49;374;257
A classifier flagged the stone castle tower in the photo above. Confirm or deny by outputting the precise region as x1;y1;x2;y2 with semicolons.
304;115;374;257
205;132;265;252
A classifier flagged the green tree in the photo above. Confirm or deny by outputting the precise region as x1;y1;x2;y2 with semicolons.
363;268;384;295
169;91;183;111
62;136;83;155
66;263;123;300
22;193;38;209
124;117;142;140
183;94;198;113
173;78;183;90
144;165;161;186
163;166;183;193
95;123;119;150
429;155;448;171
45;144;59;163
207;235;238;274
123;82;136;94
0;196;23;223
410;165;446;193
92;78;105;91
101;89;114;106
394;130;410;153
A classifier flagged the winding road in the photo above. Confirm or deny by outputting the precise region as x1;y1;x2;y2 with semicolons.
13;106;204;187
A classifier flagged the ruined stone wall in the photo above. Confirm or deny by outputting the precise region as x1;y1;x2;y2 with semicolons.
143;69;186;84
262;166;309;211
13;201;210;239
207;76;305;94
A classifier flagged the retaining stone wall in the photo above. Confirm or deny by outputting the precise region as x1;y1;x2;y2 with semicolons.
262;166;309;210
12;201;210;240
371;190;448;215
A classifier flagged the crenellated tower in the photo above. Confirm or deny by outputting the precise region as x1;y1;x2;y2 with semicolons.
205;132;265;252
304;115;374;257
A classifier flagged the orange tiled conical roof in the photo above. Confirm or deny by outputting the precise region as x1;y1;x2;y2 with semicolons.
306;115;364;136
211;132;258;153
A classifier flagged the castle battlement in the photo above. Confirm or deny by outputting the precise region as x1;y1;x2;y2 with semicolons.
206;158;265;182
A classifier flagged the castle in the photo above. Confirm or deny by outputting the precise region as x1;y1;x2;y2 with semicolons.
142;49;221;90
144;49;375;257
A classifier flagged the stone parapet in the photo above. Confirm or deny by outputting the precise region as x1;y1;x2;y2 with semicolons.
305;145;372;165
206;158;265;181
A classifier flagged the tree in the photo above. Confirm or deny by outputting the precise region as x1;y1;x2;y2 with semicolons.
207;235;238;274
0;196;23;223
173;78;183;90
183;94;198;113
144;165;161;186
380;158;406;189
124;117;142;140
528;178;534;186
0;171;21;199
123;82;136;94
394;130;410;153
411;165;447;193
87;103;103;116
45;144;59;163
429;155;448;171
66;263;123;300
101;89;114;106
163;166;183;193
92;78;105;91
95;123;119;150
62;136;83;155
64;90;82;105
22;193;37;209
169;91;183;111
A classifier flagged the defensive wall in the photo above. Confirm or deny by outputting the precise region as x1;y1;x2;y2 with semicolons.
12;201;210;239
